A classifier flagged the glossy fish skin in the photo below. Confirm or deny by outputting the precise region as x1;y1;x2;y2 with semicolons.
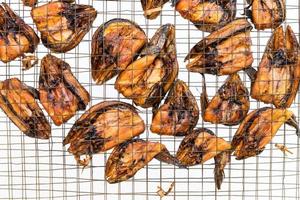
106;139;182;183
231;107;299;160
174;0;236;32
202;74;250;126
246;0;285;30
0;78;51;139
141;0;169;19
31;1;96;53
115;24;179;108
251;26;300;108
176;128;231;166
185;18;253;75
63;101;145;166
39;54;90;126
0;3;39;63
91;19;147;85
151;79;199;136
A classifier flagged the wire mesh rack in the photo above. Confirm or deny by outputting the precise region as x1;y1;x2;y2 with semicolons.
0;0;300;199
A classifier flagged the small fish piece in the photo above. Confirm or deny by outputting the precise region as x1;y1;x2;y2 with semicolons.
245;0;285;30
151;79;199;136
141;0;168;19
0;78;51;139
91;18;147;85
185;18;253;75
22;55;38;71
157;182;175;197
115;24;179;108
0;3;39;63
275;143;293;155
231;107;299;160
31;1;97;52
39;54;90;126
63;101;145;166
173;0;236;32
106;139;183;183
201;74;250;126
214;151;230;190
250;25;300;108
22;0;37;7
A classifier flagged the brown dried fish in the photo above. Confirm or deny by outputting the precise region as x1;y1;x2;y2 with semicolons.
0;78;51;139
231;107;299;160
185;18;253;75
201;74;250;126
115;24;179;108
22;0;37;7
214;151;230;190
91;19;147;85
245;0;285;30
0;3;39;63
63;101;145;166
173;0;236;32
150;79;199;136
31;1;96;52
106;139;183;183
141;0;168;19
22;55;38;71
249;25;300;108
39;54;90;126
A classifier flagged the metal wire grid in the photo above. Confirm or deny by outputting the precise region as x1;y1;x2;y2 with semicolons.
0;0;300;199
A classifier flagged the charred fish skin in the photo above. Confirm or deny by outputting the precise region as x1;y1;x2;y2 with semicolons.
176;128;231;166
31;1;96;53
63;101;145;166
173;0;237;32
185;18;254;76
91;18;147;85
106;139;182;183
141;0;169;19
251;25;300;108
246;0;286;30
0;78;51;139
231;107;299;160
0;3;39;63
202;74;250;126
115;24;179;108
150;79;199;136
39;54;90;126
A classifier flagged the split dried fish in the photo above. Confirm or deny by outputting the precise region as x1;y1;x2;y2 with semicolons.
141;0;168;19
185;18;253;75
39;54;90;126
31;1;96;52
231;107;299;160
214;151;230;190
115;24;179;108
151;79;199;136
245;0;285;30
106;139;183;183
173;0;236;32
0;3;39;63
63;101;145;166
91;18;147;85
0;78;51;139
249;25;300;108
22;0;37;7
201;74;250;126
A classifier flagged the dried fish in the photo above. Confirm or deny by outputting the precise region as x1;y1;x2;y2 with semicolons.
250;25;300;108
151;79;199;136
231;107;299;160
245;0;285;30
0;78;51;139
22;55;38;71
115;24;179;108
22;0;37;7
0;3;39;63
106;139;183;183
31;1;96;52
63;101;145;166
91;18;147;85
39;54;90;126
141;0;168;19
185;18;253;75
201;74;250;126
173;0;236;32
214;151;230;190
